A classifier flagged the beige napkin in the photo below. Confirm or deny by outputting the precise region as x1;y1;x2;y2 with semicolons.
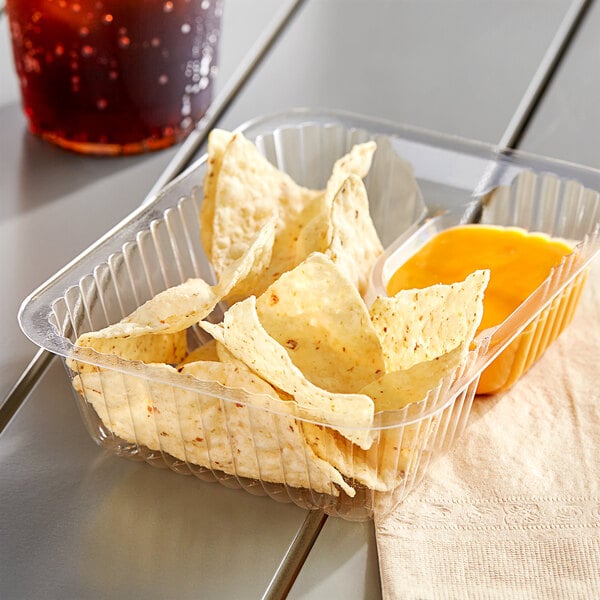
375;261;600;600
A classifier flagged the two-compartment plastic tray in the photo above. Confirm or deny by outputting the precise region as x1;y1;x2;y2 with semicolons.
19;109;600;521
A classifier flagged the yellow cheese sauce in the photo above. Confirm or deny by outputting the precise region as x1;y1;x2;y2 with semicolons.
387;225;573;333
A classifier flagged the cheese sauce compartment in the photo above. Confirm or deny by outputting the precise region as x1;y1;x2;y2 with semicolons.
18;110;600;520
369;169;600;396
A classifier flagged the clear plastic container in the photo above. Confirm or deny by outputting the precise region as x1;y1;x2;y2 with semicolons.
18;109;600;521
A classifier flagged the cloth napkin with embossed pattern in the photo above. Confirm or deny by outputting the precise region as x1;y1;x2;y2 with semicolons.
375;260;600;600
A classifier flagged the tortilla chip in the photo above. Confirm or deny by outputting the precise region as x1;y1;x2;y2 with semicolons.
210;131;320;284
325;140;377;200
302;418;426;493
255;253;384;393
73;360;354;496
214;341;298;401
113;221;274;337
369;270;489;372
71;221;276;372
301;423;385;491
214;341;245;367
179;339;220;365
325;175;383;296
294;143;379;275
119;278;216;334
200;129;234;261
361;345;467;412
73;330;187;369
199;296;375;450
303;345;469;492
293;193;331;264
69;278;210;371
214;218;276;304
210;135;378;297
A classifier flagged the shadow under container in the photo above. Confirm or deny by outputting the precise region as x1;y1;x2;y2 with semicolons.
18;110;600;521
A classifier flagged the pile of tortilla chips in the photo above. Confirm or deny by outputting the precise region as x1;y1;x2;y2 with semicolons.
70;129;489;498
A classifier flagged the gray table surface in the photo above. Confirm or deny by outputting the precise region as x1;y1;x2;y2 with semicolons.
2;1;598;598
